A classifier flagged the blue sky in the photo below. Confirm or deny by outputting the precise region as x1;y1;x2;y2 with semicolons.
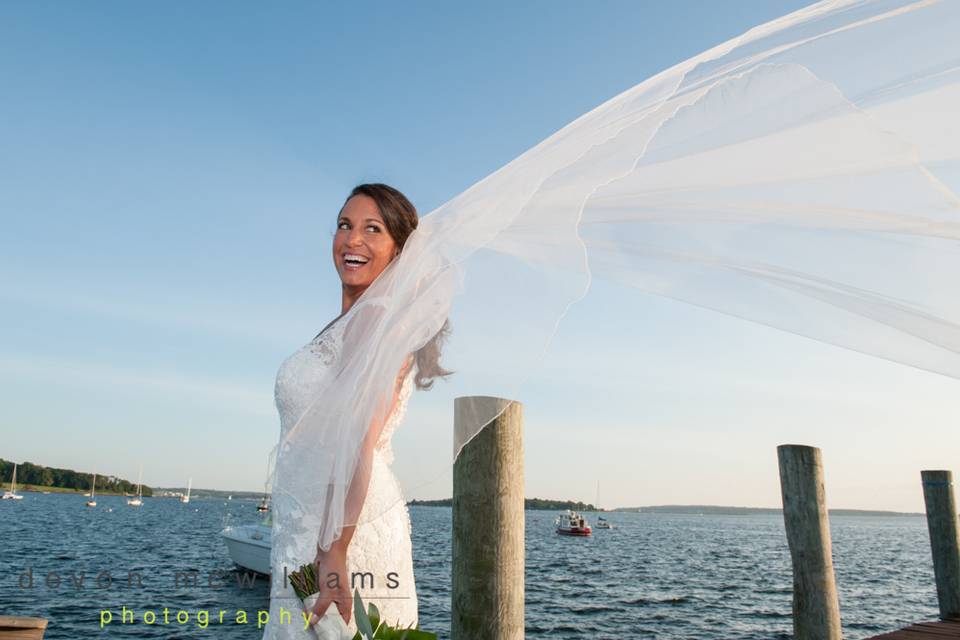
3;1;957;511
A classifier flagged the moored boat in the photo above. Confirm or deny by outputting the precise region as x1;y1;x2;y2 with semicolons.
2;463;24;500
180;477;192;503
85;472;97;507
256;478;270;512
221;523;271;575
555;509;592;536
127;465;143;506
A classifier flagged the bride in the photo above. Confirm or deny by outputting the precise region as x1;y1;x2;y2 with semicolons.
266;183;451;639
264;1;959;638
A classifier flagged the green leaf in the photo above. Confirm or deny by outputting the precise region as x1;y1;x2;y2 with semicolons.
367;601;381;630
342;592;436;639
353;588;375;638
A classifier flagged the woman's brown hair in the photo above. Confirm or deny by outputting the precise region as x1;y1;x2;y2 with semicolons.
342;183;453;391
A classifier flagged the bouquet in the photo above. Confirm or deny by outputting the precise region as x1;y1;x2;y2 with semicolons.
289;563;437;640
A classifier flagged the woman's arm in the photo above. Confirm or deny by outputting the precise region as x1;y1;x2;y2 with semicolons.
308;353;415;626
327;352;414;555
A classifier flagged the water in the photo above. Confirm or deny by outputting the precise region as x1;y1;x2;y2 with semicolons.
0;494;939;638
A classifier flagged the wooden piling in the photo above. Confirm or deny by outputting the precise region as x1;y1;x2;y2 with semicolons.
777;444;843;640
452;396;524;640
921;470;960;620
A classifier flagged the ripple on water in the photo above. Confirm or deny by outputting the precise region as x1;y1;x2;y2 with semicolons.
0;501;939;639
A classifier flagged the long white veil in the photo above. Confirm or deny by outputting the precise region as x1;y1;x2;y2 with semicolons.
270;0;960;555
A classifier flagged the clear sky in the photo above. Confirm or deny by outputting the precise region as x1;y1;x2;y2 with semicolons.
3;1;957;512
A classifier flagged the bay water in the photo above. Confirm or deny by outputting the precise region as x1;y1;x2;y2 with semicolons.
0;494;938;638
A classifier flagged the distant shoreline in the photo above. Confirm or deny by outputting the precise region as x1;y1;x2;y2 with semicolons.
613;504;924;517
8;483;132;497
406;498;923;517
9;481;924;517
9;484;267;500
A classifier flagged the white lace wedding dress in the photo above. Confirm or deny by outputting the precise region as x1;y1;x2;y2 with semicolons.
264;313;419;639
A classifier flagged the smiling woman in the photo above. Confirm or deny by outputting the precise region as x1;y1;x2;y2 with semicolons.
269;182;452;638
321;184;454;390
333;193;400;309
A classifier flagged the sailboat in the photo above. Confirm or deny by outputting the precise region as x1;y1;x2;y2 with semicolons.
179;477;192;503
256;479;270;513
127;465;143;506
2;463;24;500
85;472;97;507
595;480;612;529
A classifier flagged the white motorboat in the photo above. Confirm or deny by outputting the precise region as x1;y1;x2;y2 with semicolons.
221;522;271;575
180;477;192;503
127;465;143;507
555;509;592;536
85;472;97;507
596;516;613;529
2;463;24;500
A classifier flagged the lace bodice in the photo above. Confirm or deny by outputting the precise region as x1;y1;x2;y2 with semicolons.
274;313;415;465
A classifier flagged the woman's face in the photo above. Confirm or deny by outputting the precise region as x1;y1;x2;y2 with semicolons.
332;194;398;289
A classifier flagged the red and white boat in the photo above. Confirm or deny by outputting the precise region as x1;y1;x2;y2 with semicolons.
555;510;592;536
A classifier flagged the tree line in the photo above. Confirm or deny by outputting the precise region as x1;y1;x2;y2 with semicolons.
0;458;152;496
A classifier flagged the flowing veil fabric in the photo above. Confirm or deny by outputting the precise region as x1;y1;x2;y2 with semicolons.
269;0;960;555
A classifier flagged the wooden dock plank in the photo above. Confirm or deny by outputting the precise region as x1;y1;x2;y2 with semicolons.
867;619;960;639
0;615;47;640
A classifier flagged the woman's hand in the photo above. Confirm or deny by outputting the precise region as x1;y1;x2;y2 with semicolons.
308;546;352;627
